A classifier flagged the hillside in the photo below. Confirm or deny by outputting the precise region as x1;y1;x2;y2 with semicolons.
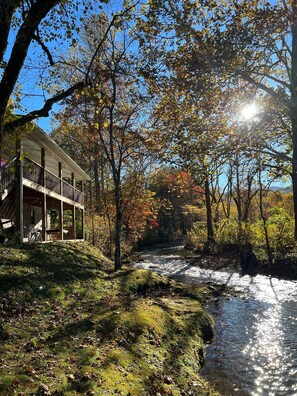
269;185;293;193
0;242;219;396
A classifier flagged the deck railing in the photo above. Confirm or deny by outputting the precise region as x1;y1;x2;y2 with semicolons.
23;157;44;185
45;171;61;194
0;157;17;195
23;157;84;204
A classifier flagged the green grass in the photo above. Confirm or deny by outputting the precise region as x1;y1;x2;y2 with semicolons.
0;242;219;395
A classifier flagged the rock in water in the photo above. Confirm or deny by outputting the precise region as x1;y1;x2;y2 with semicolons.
240;248;258;274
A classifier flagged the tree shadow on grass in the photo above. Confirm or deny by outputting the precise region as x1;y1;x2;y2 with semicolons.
0;243;107;303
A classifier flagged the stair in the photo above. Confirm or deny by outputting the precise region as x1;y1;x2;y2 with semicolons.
0;157;17;200
0;180;15;202
0;195;16;242
0;196;16;220
1;188;8;201
0;159;17;231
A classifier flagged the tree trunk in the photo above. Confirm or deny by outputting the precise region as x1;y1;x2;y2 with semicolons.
292;146;297;239
291;0;297;239
114;183;122;271
234;156;243;245
93;160;101;213
204;177;215;245
0;0;59;125
89;180;95;246
258;170;273;264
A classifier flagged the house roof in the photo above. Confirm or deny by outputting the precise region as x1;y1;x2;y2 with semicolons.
23;124;91;181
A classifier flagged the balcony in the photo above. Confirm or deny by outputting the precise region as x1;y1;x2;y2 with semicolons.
23;157;84;204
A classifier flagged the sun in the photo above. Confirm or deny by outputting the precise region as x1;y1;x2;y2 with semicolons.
241;102;258;120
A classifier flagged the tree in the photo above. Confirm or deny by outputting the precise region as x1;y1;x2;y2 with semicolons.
204;0;297;235
137;0;297;237
0;0;143;142
148;168;202;243
145;55;232;248
53;14;153;269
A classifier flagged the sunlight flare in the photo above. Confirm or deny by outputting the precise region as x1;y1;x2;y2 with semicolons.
241;102;258;120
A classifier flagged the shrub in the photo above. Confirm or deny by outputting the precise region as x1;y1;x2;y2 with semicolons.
215;217;239;247
266;207;295;251
85;214;112;256
184;222;207;250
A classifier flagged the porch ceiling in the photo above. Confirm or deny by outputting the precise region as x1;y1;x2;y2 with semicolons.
23;187;74;210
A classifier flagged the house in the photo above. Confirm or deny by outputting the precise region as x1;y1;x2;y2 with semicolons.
0;125;91;243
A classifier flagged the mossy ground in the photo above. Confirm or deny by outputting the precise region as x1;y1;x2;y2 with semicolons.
0;242;219;396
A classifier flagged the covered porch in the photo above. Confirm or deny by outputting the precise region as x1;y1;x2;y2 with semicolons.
0;124;90;243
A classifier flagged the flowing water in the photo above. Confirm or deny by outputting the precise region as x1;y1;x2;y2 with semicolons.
134;245;297;396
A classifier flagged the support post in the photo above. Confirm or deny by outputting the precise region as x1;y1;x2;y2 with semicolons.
81;208;85;241
42;193;47;241
72;205;76;240
40;148;47;241
41;147;45;186
58;162;63;195
81;181;85;205
59;200;64;241
71;172;75;201
15;140;24;243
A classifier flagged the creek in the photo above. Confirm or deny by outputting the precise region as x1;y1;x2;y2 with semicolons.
134;244;297;396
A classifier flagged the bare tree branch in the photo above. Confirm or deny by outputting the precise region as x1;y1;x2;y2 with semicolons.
33;31;55;66
86;1;141;83
237;71;289;105
4;81;87;131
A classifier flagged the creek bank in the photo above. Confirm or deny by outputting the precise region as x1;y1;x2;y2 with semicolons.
134;244;297;395
186;248;297;280
0;242;219;396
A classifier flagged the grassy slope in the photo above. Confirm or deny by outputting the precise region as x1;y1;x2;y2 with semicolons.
0;242;219;396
